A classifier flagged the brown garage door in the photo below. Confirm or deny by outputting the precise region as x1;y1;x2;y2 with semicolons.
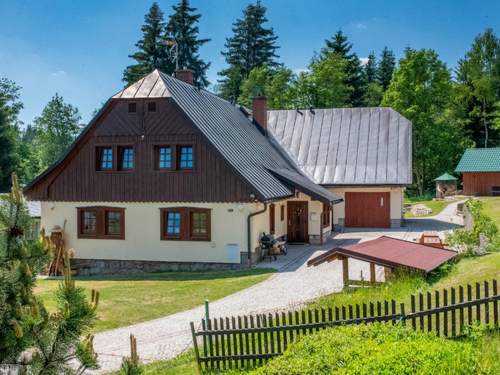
345;192;390;228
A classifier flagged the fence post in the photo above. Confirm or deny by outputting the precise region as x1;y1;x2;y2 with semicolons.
205;299;210;321
400;303;406;326
190;322;202;374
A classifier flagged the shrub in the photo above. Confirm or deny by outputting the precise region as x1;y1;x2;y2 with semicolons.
252;323;479;375
447;199;499;253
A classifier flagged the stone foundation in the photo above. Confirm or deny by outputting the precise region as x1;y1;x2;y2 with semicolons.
309;234;322;245
72;258;242;276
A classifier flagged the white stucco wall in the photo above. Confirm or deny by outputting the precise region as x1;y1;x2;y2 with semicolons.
328;186;404;226
41;201;270;264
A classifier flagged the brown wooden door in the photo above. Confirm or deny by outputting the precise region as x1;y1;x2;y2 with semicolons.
287;201;308;242
345;192;390;228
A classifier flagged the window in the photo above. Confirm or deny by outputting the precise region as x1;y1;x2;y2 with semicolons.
147;101;157;112
178;146;194;169
322;203;331;228
118;146;134;170
97;147;113;170
128;102;137;113
269;203;275;234
78;207;125;239
166;211;181;237
157;146;172;169
160;207;211;241
82;210;97;235
280;205;285;221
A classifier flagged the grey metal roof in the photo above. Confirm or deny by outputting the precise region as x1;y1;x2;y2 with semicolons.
267;108;412;185
103;70;342;203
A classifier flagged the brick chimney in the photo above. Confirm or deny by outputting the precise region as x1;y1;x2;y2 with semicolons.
175;69;194;85
252;96;267;130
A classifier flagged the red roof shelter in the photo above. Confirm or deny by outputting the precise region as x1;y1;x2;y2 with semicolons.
308;236;457;286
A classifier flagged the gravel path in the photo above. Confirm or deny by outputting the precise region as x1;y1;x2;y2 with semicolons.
89;201;464;373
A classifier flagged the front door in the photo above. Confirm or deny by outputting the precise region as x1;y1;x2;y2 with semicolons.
287;201;308;243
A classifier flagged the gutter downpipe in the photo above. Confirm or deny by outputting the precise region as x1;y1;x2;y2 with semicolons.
247;202;268;268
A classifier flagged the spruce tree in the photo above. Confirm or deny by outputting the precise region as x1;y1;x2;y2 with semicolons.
0;106;17;192
378;47;396;91
321;30;364;106
123;2;171;85
363;52;383;106
218;1;280;101
364;52;377;84
0;174;100;372
166;0;211;87
455;28;500;147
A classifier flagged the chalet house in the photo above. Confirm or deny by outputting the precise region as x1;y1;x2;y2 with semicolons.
24;69;412;274
455;148;500;196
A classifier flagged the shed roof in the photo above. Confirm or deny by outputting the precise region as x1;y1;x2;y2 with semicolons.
267;108;412;186
307;236;457;273
434;173;457;181
455;148;500;173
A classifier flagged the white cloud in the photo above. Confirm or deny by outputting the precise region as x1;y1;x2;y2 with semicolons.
50;70;67;78
355;22;367;30
293;68;309;75
359;57;369;66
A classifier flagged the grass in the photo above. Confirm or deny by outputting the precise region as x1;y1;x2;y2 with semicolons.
480;197;500;228
404;195;457;218
35;268;274;332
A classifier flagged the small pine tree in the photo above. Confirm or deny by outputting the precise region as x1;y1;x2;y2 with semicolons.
0;174;100;373
218;1;280;100
166;0;211;87
123;2;171;85
364;52;377;84
378;46;396;91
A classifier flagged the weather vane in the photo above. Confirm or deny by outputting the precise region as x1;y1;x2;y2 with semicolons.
164;37;179;71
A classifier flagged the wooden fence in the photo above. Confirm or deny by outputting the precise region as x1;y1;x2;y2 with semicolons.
190;279;499;371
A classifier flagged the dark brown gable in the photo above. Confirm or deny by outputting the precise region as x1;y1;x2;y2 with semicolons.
25;98;255;203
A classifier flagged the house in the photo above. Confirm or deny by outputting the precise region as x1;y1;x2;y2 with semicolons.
267;107;412;228
24;69;412;274
455;148;500;196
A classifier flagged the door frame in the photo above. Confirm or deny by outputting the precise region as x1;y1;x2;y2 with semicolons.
287;201;309;243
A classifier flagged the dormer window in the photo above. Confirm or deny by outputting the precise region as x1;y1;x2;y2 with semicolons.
128;102;137;113
156;146;172;169
147;101;157;112
96;147;113;170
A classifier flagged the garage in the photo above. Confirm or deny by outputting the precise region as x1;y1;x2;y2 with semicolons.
345;192;390;228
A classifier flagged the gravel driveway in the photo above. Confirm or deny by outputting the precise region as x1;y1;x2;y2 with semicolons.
90;201;464;373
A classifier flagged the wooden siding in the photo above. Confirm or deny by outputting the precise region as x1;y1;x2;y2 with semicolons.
25;99;255;202
462;172;500;196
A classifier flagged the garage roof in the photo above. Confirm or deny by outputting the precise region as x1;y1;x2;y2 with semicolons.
308;236;457;273
455;148;500;173
267;108;412;186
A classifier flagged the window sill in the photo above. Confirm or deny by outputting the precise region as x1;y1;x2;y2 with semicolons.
78;235;125;240
160;237;211;242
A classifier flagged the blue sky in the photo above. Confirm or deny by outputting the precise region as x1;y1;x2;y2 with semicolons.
1;0;499;126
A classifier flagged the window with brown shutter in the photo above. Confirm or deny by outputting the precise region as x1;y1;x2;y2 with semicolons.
160;207;211;241
269;203;275;234
78;207;125;239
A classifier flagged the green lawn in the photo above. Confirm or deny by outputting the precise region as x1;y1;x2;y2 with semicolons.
480;197;500;228
404;195;457;218
35;268;274;332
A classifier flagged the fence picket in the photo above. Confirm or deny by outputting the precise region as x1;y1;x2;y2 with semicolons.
484;281;490;326
419;293;424;332
410;295;416;330
427;292;432;332
467;284;473;325
451;288;456;337
435;291;440;336
493;280;498;327
459;286;464;335
443;289;448;337
476;283;481;323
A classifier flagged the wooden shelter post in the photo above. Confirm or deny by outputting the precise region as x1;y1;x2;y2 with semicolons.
341;255;349;287
370;262;376;284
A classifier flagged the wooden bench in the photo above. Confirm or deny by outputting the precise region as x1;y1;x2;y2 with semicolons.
492;186;500;196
